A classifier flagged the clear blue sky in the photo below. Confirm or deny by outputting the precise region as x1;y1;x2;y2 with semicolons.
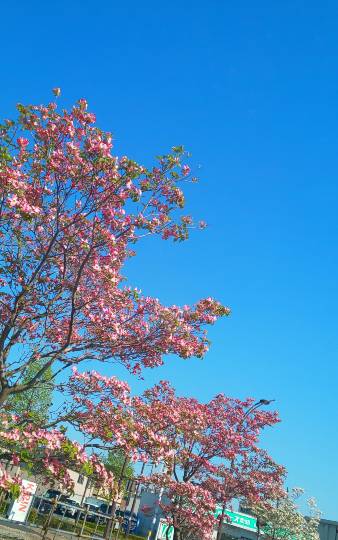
2;0;338;518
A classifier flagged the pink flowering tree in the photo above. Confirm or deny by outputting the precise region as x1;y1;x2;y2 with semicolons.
148;477;217;540
0;93;229;408
133;382;285;540
62;369;173;463
0;412;115;497
0;92;229;494
61;374;284;540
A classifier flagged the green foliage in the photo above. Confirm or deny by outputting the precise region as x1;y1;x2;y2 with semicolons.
9;483;21;499
61;440;79;460
104;448;134;488
82;461;94;477
19;449;31;462
172;145;184;154
6;359;53;425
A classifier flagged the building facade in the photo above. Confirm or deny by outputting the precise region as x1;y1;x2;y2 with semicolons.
318;519;338;540
1;461;96;504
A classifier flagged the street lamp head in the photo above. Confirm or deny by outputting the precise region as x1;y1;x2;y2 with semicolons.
259;399;275;405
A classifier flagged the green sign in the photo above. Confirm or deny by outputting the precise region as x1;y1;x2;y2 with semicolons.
263;525;296;540
156;519;174;540
215;507;257;532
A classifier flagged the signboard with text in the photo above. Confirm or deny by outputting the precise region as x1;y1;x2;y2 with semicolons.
156;518;174;540
8;479;37;523
215;507;257;532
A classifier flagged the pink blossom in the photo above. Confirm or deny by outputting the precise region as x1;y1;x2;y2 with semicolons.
182;164;191;176
17;138;29;148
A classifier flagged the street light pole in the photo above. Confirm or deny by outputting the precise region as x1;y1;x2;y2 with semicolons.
215;399;274;540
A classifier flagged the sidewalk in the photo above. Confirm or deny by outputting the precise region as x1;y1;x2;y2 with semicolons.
0;518;71;540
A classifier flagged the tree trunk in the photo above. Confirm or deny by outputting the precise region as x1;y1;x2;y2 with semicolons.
216;503;226;540
104;455;129;540
173;526;181;540
0;388;9;408
124;461;145;537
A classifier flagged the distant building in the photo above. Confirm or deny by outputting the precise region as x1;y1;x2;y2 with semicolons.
1;460;96;504
135;487;170;537
217;509;338;540
318;519;338;540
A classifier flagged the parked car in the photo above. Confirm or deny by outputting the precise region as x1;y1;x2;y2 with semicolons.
33;489;62;512
98;502;111;515
118;510;139;532
44;489;62;499
79;502;105;523
55;496;81;519
98;506;139;532
34;492;80;519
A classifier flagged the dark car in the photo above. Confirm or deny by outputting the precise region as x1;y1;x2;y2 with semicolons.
78;503;106;523
55;496;81;519
33;489;62;512
98;507;139;532
98;502;111;515
34;492;80;519
119;510;139;533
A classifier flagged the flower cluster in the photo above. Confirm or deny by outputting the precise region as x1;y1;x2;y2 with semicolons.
0;97;229;409
0;414;114;495
61;373;285;540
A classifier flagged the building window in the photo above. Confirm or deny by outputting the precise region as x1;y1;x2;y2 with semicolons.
78;474;85;485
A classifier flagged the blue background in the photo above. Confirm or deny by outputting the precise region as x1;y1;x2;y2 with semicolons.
2;0;338;518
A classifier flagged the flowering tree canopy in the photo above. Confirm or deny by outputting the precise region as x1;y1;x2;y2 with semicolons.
0;95;229;406
0;412;115;497
0;93;289;540
252;487;320;540
64;368;173;463
67;373;284;540
138;383;285;540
